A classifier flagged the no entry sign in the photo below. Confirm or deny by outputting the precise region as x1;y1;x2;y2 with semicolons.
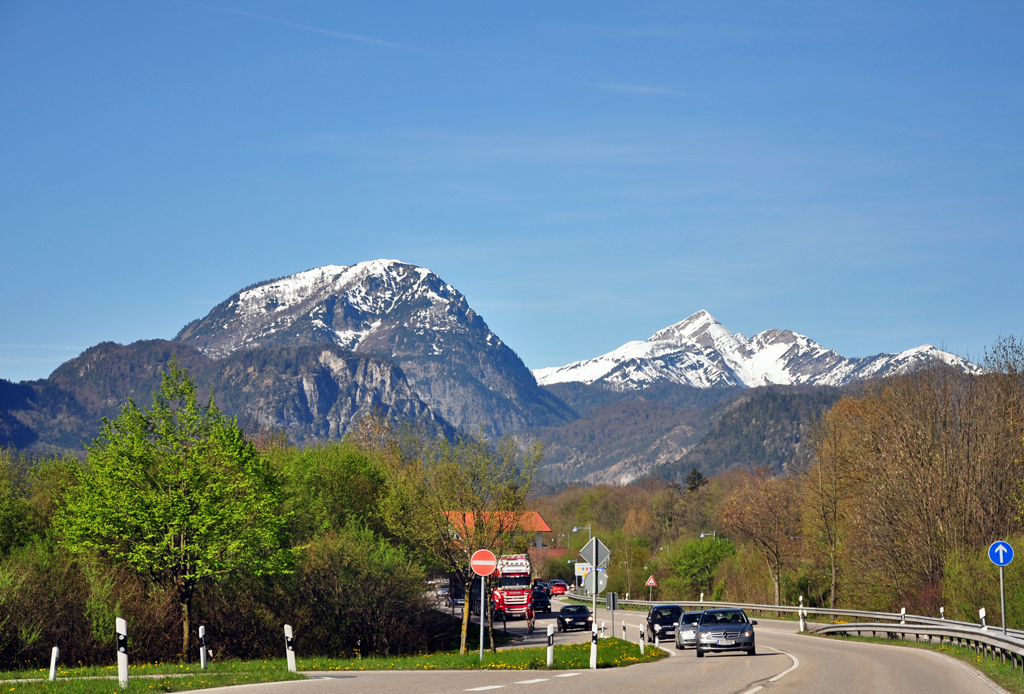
471;549;497;576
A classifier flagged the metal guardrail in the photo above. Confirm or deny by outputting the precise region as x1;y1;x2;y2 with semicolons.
563;589;1024;668
565;590;1024;640
809;621;1024;669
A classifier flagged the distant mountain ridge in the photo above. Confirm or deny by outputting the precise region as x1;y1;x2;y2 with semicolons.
534;310;978;390
176;260;574;435
1;340;452;451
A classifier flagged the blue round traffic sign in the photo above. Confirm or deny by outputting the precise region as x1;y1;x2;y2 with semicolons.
989;541;1014;567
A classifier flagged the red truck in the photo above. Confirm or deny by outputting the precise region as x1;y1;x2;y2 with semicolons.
492;554;533;619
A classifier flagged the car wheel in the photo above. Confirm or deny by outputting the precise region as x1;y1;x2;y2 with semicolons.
675;640;682;650
696;649;704;658
748;646;756;656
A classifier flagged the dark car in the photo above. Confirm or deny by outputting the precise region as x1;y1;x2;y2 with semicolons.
675;611;704;650
533;580;552;596
695;608;756;657
556;604;593;632
532;590;552;613
646;604;683;642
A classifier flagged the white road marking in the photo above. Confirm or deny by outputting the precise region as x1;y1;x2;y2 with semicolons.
764;645;800;682
515;679;549;684
553;673;581;677
740;687;763;694
465;687;504;691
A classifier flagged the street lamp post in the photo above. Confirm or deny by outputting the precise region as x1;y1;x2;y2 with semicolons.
700;531;716;540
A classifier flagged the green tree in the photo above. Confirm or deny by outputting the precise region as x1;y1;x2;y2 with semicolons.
668;537;735;599
55;359;293;659
383;430;542;655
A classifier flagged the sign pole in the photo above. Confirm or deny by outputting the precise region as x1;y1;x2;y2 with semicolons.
1001;566;1007;636
591;539;598;669
479;574;485;661
987;540;1014;635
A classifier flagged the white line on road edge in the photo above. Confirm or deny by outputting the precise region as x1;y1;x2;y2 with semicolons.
515;679;549;684
737;647;798;694
765;645;800;682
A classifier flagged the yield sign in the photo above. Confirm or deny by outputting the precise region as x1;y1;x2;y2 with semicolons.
989;541;1015;567
645;575;658;588
470;549;497;576
579;537;610;568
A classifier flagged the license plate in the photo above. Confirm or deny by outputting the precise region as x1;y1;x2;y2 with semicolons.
717;640;735;646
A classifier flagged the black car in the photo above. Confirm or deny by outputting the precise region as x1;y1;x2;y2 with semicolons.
645;604;683;642
556;604;593;632
532;590;552;613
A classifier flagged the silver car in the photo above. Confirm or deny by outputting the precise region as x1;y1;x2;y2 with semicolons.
674;611;704;650
695;608;756;657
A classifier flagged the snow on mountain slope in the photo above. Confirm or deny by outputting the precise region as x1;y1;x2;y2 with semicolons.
533;310;978;390
176;260;574;434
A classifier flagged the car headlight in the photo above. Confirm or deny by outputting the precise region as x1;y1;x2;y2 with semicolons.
587;616;594;621
743;630;752;637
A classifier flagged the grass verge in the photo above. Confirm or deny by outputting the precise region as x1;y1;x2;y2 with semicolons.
298;637;665;671
823;634;1024;694
1;638;663;691
0;660;305;692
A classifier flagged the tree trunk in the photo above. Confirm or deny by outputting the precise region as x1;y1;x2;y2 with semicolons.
181;598;191;661
459;577;473;656
829;546;837;610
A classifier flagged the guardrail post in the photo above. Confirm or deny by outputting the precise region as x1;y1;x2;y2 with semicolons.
546;625;554;667
49;647;59;681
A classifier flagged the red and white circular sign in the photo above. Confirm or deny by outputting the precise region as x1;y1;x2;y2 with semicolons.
470;549;498;576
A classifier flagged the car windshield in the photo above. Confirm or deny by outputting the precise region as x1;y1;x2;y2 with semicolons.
533;591;547;598
700;610;748;625
562;606;589;615
683;612;702;624
652;607;681;619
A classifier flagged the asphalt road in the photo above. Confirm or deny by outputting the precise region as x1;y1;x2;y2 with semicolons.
202;597;1007;694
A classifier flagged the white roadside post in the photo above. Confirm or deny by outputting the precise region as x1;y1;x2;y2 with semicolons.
699;592;704;605
900;607;906;624
798;595;806;632
654;624;660;649
589;623;598;670
284;624;297;672
48;647;59;681
115;617;129;689
639;626;645;655
980;608;988;630
546;624;554;667
622;623;626;640
601;621;606;639
199;626;207;669
940;606;945;620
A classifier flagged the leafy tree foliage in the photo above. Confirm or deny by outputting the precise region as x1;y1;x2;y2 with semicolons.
55;359;293;659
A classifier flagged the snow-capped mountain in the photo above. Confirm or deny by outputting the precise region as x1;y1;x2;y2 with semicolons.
176;260;574;434
534;310;978;390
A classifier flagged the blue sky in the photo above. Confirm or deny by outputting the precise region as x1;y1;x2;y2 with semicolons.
2;1;1022;382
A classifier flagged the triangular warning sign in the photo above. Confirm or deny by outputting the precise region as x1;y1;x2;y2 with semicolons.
645;575;657;588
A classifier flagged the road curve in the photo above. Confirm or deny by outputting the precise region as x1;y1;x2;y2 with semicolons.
200;600;1006;694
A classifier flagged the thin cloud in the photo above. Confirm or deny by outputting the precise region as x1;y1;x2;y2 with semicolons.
590;82;699;98
162;0;423;53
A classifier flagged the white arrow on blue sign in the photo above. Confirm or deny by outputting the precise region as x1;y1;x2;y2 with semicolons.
989;541;1014;567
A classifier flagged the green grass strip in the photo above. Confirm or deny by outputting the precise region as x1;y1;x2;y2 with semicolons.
297;637;665;671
